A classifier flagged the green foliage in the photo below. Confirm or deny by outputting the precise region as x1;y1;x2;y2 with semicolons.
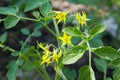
21;28;30;35
93;46;120;61
63;27;82;36
0;0;120;80
90;24;106;37
24;0;49;12
62;45;86;64
63;67;77;80
39;2;52;17
0;32;7;43
0;6;18;15
113;67;120;80
78;65;95;80
94;58;108;73
4;15;20;29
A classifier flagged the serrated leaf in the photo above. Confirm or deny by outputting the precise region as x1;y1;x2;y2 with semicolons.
24;0;49;12
78;65;95;80
39;2;52;17
90;24;106;36
21;28;30;35
0;32;7;43
63;27;82;36
62;46;86;64
93;46;120;61
32;11;40;19
4;15;20;29
0;6;18;15
32;31;41;37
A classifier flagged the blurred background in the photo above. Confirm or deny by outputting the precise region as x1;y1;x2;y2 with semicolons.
0;0;120;80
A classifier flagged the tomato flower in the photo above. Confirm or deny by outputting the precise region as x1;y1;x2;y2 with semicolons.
53;11;68;24
75;12;90;26
58;32;72;46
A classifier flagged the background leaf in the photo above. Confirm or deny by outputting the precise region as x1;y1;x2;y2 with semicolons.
4;15;20;29
113;67;120;80
24;0;49;12
63;67;76;80
78;65;96;80
21;28;30;35
0;32;7;43
0;6;18;15
32;31;41;37
93;46;120;61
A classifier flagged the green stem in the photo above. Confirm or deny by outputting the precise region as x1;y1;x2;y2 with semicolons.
86;42;92;67
103;70;106;80
0;43;16;52
53;18;60;36
20;17;39;22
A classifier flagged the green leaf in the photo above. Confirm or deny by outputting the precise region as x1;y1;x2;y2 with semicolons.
62;45;86;64
93;46;120;61
0;6;18;15
22;61;36;72
63;67;77;80
32;31;41;37
113;67;120;80
90;24;106;37
63;27;82;36
39;2;52;17
4;15;20;29
55;67;67;80
32;11;40;19
78;65;96;80
24;0;49;12
6;60;22;80
0;32;7;43
94;58;108;73
89;36;103;48
67;0;100;5
21;28;30;35
109;59;120;68
105;77;112;80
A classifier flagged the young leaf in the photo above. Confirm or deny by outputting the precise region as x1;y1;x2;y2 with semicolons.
113;67;120;80
62;45;86;64
21;28;30;35
32;31;41;37
62;27;82;36
4;15;20;29
90;24;106;37
93;46;120;61
78;65;96;80
39;2;52;17
0;32;7;43
0;6;18;15
32;11;40;19
24;0;49;12
94;58;108;73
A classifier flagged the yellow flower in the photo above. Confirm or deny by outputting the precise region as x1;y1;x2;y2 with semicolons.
53;11;68;24
58;33;72;46
52;49;62;63
41;54;51;65
75;12;90;26
38;43;50;55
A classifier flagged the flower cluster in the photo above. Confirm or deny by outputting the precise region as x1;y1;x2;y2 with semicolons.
38;43;62;66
